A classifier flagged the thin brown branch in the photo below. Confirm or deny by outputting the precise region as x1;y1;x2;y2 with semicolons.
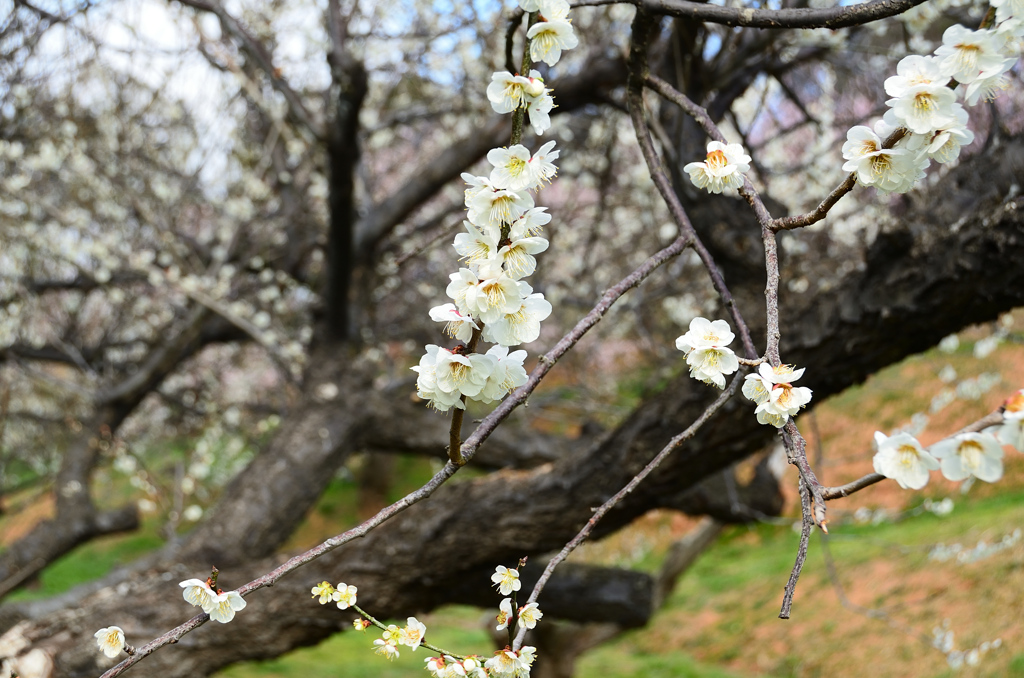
513;371;744;650
779;476;812;619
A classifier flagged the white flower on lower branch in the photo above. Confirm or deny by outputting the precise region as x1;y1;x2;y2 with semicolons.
872;431;939;490
930;432;1004;483
94;626;125;658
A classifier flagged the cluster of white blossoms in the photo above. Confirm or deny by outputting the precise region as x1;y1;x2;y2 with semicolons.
742;363;813;428
674;317;740;388
872;389;1023;490
180;577;247;623
311;580;358;609
414;0;580;413
842;13;1023;193
683;141;752;195
309;565;541;677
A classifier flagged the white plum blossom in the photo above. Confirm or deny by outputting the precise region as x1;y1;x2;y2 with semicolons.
525;87;554;135
528;140;559;184
94;626;125;658
482;290;552;346
488;145;538;191
885;84;961;136
841;125;919;193
883;55;946;97
930;432;1005;483
429;303;480;343
412;346;465;412
745;363;813;428
374;629;400;660
675;317;739;389
518;602;543;629
496;597;514;631
446;268;483;315
491;565;521;595
399;617;427;650
923;107;974;164
435;347;496;398
478;346;529;403
180;578;216;610
454;220;501;266
464;269;524;324
527;1;578;66
333;582;358;609
515;206;552;236
498;232;549;280
934;25;1014;84
487;72;531;113
684;141;751;194
469;186;535;228
872;431;939;490
311;581;334;604
206;590;247;623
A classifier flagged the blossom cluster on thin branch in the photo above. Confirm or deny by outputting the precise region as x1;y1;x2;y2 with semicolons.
842;11;1022;193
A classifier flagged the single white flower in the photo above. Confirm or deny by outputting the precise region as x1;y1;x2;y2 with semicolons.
514;206;552;237
495;597;514;631
923;107;974;164
429;303;481;343
491;565;521;596
447;268;482;316
487;72;531;113
453;220;501;266
465;270;524;324
488;145;538;191
962;70;1012;106
412;345;464;412
461;173;493;208
683;141;751;194
482;290;552;346
885;84;961;135
498;233;549;280
528;140;559;184
742;372;771;405
485;649;521;676
479;346;529;403
527;17;578;66
333;582;358;609
675;317;739;389
518;602;543;629
930;432;1004;483
871;431;939;490
206;590;247;623
180;578;216;609
374;634;400;660
469;186;535;228
94;626;125;658
934;25;1014;84
311;581;335;604
883;55;946;98
435;347;496;398
525;88;554;135
399;617;427;650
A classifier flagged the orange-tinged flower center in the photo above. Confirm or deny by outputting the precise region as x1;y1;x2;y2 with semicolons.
706;149;728;169
1005;390;1024;414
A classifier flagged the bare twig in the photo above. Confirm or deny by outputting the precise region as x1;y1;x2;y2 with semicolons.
513;371;745;650
779;477;812;619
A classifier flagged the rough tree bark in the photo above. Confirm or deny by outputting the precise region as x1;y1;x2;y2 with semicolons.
0;129;1020;677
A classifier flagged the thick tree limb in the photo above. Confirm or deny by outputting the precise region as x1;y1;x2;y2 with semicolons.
1;132;1022;676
